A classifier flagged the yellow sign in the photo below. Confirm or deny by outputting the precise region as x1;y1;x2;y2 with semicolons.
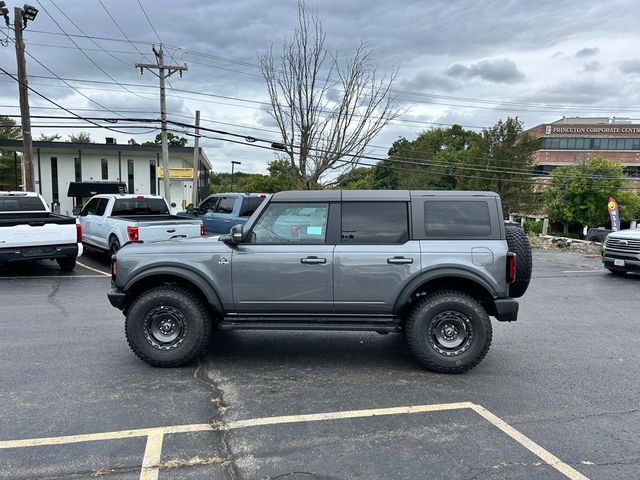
157;167;194;179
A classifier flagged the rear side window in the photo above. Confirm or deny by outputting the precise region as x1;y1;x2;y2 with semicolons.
112;198;169;216
0;196;46;212
424;201;491;237
239;196;265;217
342;202;409;244
216;197;236;214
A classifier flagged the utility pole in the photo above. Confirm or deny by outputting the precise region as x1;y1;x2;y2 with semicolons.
11;4;39;192
136;44;187;207
230;161;241;192
191;110;200;207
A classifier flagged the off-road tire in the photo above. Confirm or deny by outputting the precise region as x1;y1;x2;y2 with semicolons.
405;291;492;374
57;257;76;272
505;225;532;298
125;285;211;367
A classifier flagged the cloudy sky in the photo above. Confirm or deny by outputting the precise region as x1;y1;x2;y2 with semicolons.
1;0;640;174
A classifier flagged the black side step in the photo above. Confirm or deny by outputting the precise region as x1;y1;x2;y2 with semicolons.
219;315;401;332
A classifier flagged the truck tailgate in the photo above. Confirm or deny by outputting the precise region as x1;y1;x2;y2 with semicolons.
0;221;77;248
137;219;202;243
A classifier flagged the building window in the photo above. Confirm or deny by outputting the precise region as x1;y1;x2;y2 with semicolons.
51;157;59;204
624;166;640;178
101;159;109;180
127;159;134;194
74;156;82;182
149;162;156;195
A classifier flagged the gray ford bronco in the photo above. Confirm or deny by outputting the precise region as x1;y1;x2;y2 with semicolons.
108;190;532;373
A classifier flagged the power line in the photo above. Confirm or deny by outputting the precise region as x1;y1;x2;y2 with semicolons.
35;0;154;101
137;0;162;44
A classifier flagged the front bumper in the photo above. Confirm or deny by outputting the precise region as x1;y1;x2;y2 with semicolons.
0;243;79;263
494;298;519;322
602;250;640;272
108;287;127;310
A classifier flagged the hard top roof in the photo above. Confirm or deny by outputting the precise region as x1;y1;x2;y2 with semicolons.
271;190;498;202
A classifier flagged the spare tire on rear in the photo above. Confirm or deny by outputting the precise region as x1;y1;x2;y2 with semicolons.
505;225;532;298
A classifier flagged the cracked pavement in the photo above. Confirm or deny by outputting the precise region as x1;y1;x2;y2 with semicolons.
0;249;639;479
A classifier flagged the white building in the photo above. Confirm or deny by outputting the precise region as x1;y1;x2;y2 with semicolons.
0;138;211;215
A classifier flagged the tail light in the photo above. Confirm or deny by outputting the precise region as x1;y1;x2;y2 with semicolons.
76;223;82;243
127;226;139;242
111;256;117;281
506;252;517;283
200;222;205;236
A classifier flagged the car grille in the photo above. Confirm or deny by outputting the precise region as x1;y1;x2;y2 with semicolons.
605;237;640;254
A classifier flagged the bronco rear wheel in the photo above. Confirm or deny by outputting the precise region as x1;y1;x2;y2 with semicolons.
125;285;211;367
405;290;492;374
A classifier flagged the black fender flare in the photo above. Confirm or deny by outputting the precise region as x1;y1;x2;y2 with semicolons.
123;265;224;314
393;267;498;315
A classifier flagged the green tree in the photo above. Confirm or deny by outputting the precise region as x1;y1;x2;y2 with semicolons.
371;159;398;189
544;156;628;228
459;117;540;215
143;132;188;147
0;116;22;190
36;133;62;141
386;125;480;190
335;167;373;189
68;132;94;143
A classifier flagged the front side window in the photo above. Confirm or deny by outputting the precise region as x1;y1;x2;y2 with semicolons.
424;201;491;237
81;198;99;216
95;198;108;216
251;203;329;244
199;196;219;213
341;202;408;244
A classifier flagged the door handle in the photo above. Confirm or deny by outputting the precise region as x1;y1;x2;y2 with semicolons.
224;220;231;223
387;256;413;265
301;256;326;264
166;229;176;233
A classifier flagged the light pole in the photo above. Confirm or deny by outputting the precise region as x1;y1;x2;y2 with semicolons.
230;161;241;192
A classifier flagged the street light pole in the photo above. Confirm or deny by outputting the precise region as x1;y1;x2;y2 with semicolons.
10;4;39;192
230;161;241;192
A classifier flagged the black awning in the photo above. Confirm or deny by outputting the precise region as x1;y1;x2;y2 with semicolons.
67;182;127;197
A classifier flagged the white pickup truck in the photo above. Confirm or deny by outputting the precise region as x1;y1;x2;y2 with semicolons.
0;191;82;271
79;194;204;255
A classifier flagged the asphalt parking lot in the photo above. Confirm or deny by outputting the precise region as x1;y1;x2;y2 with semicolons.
0;248;638;480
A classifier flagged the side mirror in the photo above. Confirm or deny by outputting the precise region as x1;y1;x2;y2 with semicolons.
186;203;194;214
79;209;88;217
219;224;244;245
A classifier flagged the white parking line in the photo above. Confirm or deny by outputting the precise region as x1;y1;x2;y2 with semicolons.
562;269;604;273
0;402;589;480
76;261;110;276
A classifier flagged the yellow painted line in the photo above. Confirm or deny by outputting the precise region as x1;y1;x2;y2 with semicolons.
225;402;474;430
139;431;164;480
76;261;110;276
0;275;106;280
471;404;590;480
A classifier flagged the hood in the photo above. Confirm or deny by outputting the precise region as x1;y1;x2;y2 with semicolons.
607;228;640;240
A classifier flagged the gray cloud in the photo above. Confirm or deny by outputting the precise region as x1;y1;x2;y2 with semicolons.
397;70;462;92
619;59;640;74
582;61;601;72
445;58;525;84
575;47;599;57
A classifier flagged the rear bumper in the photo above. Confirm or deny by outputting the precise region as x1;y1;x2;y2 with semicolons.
107;287;126;310
0;243;80;263
494;298;519;322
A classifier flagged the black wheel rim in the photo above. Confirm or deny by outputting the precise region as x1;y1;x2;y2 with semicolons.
110;243;119;255
428;311;473;357
143;306;187;350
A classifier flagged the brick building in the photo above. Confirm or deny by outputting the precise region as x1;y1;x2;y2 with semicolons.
526;117;640;179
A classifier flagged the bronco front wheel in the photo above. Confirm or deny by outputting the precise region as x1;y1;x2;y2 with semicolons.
125;285;211;367
405;291;492;374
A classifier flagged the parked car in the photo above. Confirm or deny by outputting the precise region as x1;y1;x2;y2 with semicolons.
0;191;82;271
109;190;532;373
585;227;612;243
79;194;204;255
179;193;266;234
602;226;640;275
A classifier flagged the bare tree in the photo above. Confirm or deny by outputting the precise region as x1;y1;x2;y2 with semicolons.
260;2;401;189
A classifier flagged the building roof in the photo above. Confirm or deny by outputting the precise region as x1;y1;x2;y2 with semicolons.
0;139;212;170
